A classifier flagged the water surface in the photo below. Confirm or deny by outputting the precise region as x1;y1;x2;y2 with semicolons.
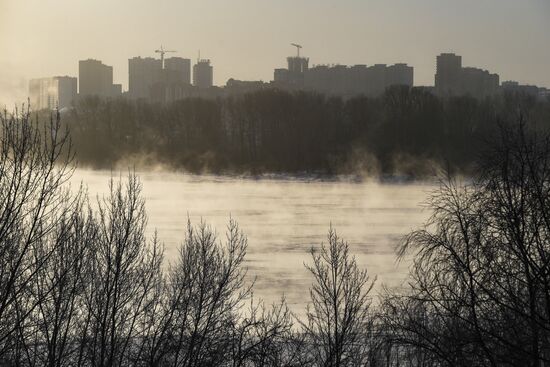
72;170;433;311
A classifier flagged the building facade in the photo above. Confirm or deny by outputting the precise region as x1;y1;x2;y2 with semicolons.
501;81;540;96
435;53;462;96
128;57;162;99
274;56;309;88
435;53;499;98
461;67;499;98
273;47;413;97
387;63;414;88
29;76;77;110
193;59;213;88
79;59;118;97
301;63;413;97
164;57;191;85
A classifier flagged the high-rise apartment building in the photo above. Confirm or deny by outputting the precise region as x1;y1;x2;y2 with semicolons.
128;57;162;99
287;56;309;74
79;59;117;97
287;56;309;86
273;68;290;84
29;76;77;110
349;65;369;95
387;63;414;87
461;67;499;98
435;53;499;98
501;81;540;96
193;59;213;88
129;54;195;102
302;62;413;97
164;57;191;84
366;64;388;96
274;51;310;88
304;65;331;94
435;53;462;96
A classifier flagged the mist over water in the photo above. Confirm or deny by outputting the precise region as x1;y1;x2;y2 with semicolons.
72;169;433;312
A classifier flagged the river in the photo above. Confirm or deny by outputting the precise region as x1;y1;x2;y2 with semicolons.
72;169;434;312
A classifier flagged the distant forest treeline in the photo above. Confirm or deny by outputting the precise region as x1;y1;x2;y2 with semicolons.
58;87;550;176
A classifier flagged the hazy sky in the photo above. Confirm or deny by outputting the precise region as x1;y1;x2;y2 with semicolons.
1;0;549;107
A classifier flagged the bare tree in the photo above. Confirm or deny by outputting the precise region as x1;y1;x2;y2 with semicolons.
127;235;169;367
228;297;295;367
381;119;550;366
376;290;461;367
0;107;75;364
301;228;375;367
164;219;251;367
19;196;96;367
131;218;304;367
78;174;164;367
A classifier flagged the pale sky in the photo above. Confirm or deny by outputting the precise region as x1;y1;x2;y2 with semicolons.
1;0;549;107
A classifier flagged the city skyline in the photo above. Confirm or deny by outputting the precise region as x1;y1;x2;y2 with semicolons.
28;49;550;111
1;0;550;107
8;43;550;94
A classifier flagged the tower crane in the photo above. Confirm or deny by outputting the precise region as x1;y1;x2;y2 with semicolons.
291;43;302;57
155;45;176;69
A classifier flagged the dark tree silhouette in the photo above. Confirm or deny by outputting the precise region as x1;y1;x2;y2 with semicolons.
61;89;550;176
21;197;96;367
378;119;550;366
301;228;375;367
0;107;76;364
78;175;164;367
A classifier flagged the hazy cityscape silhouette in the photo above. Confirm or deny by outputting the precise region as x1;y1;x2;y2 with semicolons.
28;47;549;110
3;1;550;366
